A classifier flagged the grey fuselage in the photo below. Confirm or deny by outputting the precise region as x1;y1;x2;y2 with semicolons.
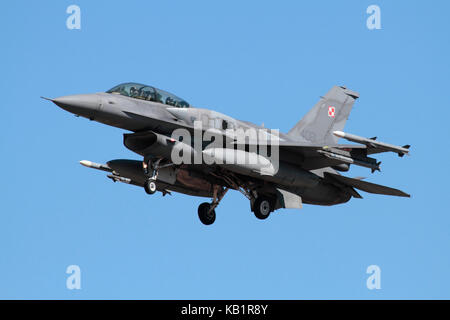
51;91;349;206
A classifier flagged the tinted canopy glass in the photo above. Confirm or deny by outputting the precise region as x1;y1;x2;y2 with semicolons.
106;83;189;108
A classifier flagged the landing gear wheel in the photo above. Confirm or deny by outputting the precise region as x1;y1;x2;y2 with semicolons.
253;197;272;220
144;179;157;195
198;202;216;225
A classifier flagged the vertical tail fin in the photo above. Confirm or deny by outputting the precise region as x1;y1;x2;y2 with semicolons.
287;86;359;144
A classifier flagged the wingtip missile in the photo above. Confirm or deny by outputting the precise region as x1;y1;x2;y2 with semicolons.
333;131;410;156
398;145;411;157
333;130;345;138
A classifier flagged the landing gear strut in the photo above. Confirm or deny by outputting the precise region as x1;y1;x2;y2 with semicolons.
143;158;161;195
210;170;274;222
198;186;228;225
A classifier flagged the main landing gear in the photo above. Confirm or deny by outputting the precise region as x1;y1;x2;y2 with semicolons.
252;196;272;220
200;171;275;225
197;184;274;225
142;160;274;225
198;202;216;225
198;186;228;225
198;193;273;225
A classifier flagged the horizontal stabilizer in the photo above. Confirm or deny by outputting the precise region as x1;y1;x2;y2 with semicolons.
325;172;410;198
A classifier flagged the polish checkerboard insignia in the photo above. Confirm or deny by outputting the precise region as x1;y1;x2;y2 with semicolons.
328;106;335;118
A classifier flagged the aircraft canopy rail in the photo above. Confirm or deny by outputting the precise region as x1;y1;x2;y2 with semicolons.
107;82;190;108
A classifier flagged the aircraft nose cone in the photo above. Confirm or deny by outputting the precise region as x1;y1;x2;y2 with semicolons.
51;94;101;118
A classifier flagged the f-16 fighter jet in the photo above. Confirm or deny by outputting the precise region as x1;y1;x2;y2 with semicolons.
43;83;410;225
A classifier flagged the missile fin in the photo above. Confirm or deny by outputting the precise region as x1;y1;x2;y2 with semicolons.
371;161;381;173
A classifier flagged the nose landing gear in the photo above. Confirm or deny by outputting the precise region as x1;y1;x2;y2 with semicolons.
143;158;162;195
144;179;157;195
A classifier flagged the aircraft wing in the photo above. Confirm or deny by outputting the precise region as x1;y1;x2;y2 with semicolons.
230;140;407;172
275;141;407;156
121;108;409;173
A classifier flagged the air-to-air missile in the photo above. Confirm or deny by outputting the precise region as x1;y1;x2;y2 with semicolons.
80;160;142;185
333;131;410;157
317;149;381;173
79;160;112;172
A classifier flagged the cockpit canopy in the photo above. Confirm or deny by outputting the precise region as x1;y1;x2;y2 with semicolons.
106;82;189;108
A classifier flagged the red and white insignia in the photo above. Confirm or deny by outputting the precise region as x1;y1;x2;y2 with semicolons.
328;106;335;118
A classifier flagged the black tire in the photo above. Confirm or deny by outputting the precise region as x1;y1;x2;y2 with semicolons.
144;179;157;195
253;197;272;220
198;202;216;225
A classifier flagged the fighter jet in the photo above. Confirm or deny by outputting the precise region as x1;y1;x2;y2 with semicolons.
43;83;410;225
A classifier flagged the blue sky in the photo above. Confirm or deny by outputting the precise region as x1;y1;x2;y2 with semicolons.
1;0;449;299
